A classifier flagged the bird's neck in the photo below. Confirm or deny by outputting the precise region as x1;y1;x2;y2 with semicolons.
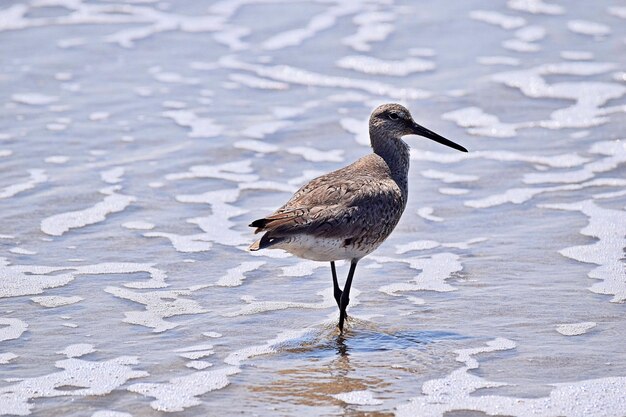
370;130;410;196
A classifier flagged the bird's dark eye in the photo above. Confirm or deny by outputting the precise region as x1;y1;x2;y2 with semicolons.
388;112;399;120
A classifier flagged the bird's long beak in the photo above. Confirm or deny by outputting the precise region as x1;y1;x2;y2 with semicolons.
411;122;468;152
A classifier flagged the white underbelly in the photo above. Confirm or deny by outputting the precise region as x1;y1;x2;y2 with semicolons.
274;235;376;262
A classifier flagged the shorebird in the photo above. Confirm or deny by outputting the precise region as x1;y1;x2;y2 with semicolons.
249;103;467;332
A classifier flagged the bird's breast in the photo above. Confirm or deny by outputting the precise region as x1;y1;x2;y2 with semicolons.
274;235;380;262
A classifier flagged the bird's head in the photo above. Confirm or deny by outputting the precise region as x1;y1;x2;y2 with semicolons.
370;103;467;152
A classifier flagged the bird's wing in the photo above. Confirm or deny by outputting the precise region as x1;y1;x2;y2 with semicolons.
250;172;402;240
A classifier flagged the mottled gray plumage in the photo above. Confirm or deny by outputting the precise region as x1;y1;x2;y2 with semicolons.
249;103;467;332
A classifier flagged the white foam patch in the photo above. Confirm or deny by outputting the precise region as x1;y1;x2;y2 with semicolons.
41;190;136;236
224;288;337;317
286;146;344;162
507;0;563;15
105;286;207;332
152;71;199;85
421;169;478;184
397;338;626;417
162;100;187;109
492;62;625;130
477;56;520;66
89;112;110;121
262;3;359;50
395;241;440;253
523;140;626;184
0;352;18;364
541;200;626;303
219;56;430;100
502;38;540;52
0;259;167;299
417;207;443;222
337;55;434;76
45;156;70;164
412;148;589;168
172;188;250;249
280;260;327;277
376;253;462;295
439;187;469;195
46;123;68;131
608;6;626;19
229;73;288;90
287;170;326;186
570;130;591;139
0;169;47;199
0;150;12;158
57;343;96;358
11;93;58;105
166;160;257;183
556;322;596;336
179;350;214;360
234;179;296;192
185;361;211;370
409;47;435;57
241;121;292;139
343;10;394;52
162;110;223;138
100;167;125;184
465;178;626;208
396;238;486;254
203;332;222;338
234;139;279;154
224;328;313;366
213;25;250;51
216;261;266;287
333;390;383;405
0;356;147;416
122;221;155;230
340;117;370;146
92;411;132;417
0;318;28;342
514;25;546;41
31;295;83;308
593;189;626;200
9;247;37;255
561;50;594;61
175;344;215;360
442;106;521;138
144;232;213;253
470;10;526;29
567;20;611;37
128;366;239;412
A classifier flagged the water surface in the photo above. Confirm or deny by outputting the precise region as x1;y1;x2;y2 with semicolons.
1;0;625;416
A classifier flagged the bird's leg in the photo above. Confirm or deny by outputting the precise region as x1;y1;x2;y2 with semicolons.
338;259;358;333
331;261;342;308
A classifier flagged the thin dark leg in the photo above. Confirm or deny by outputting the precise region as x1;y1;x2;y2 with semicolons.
331;261;342;308
338;259;358;333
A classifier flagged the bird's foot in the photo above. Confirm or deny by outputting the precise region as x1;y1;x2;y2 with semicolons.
338;311;349;333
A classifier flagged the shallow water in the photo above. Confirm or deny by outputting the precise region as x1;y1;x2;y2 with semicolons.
1;0;625;416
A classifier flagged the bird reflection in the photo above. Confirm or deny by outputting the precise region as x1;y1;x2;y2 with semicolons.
335;334;349;357
249;325;464;411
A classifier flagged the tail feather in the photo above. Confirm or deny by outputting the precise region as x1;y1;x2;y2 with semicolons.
249;218;268;229
249;209;304;234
